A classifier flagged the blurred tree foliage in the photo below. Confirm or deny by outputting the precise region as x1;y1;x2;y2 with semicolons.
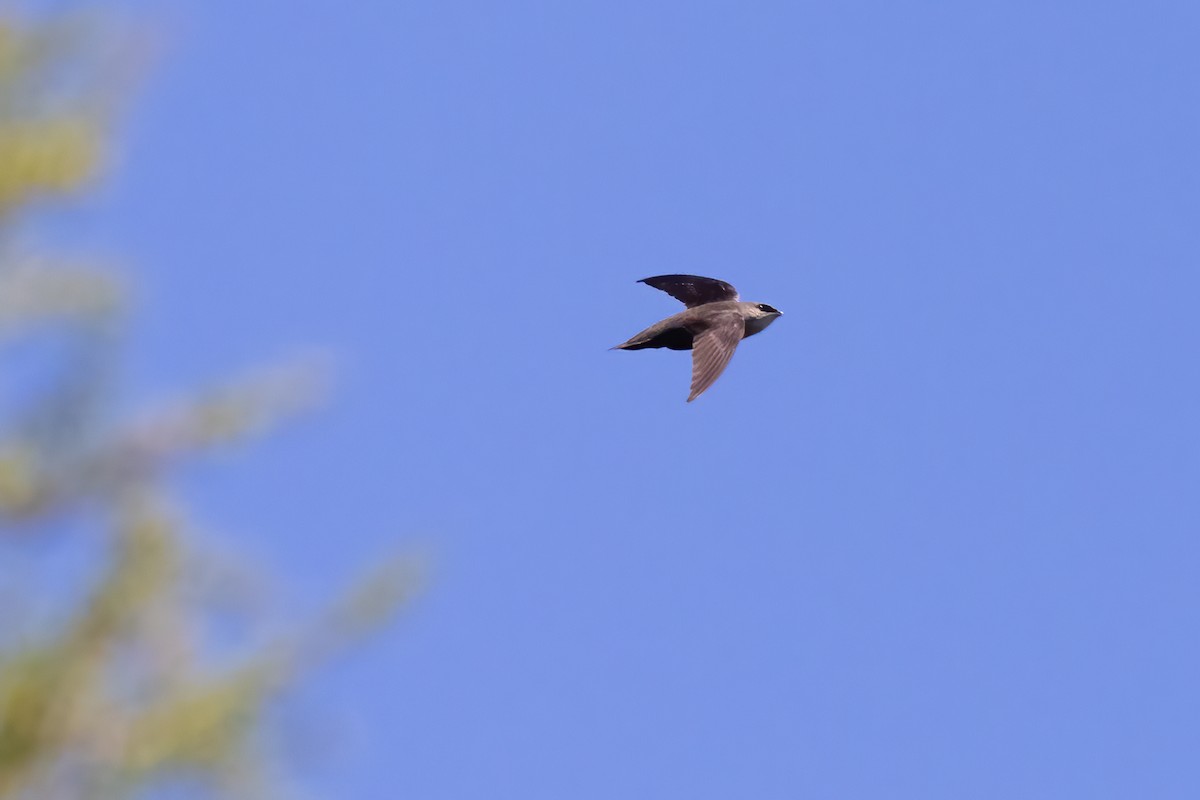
0;11;417;799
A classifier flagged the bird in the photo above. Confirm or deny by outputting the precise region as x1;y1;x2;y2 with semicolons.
612;274;782;402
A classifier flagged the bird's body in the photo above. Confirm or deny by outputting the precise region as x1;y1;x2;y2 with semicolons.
613;275;782;402
616;301;779;351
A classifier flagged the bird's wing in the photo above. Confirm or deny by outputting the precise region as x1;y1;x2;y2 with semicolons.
639;274;739;307
688;312;744;402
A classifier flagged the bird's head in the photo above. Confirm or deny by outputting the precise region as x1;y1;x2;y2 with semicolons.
742;302;782;336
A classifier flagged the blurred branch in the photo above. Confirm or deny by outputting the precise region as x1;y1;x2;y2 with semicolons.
0;10;417;800
0;259;124;333
0;356;330;523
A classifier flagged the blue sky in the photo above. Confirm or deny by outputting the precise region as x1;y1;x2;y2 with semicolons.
68;0;1200;796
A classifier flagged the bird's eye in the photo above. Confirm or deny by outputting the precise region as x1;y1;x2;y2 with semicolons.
758;304;774;312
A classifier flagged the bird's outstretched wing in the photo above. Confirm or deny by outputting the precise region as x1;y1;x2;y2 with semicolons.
688;312;744;402
639;274;739;307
